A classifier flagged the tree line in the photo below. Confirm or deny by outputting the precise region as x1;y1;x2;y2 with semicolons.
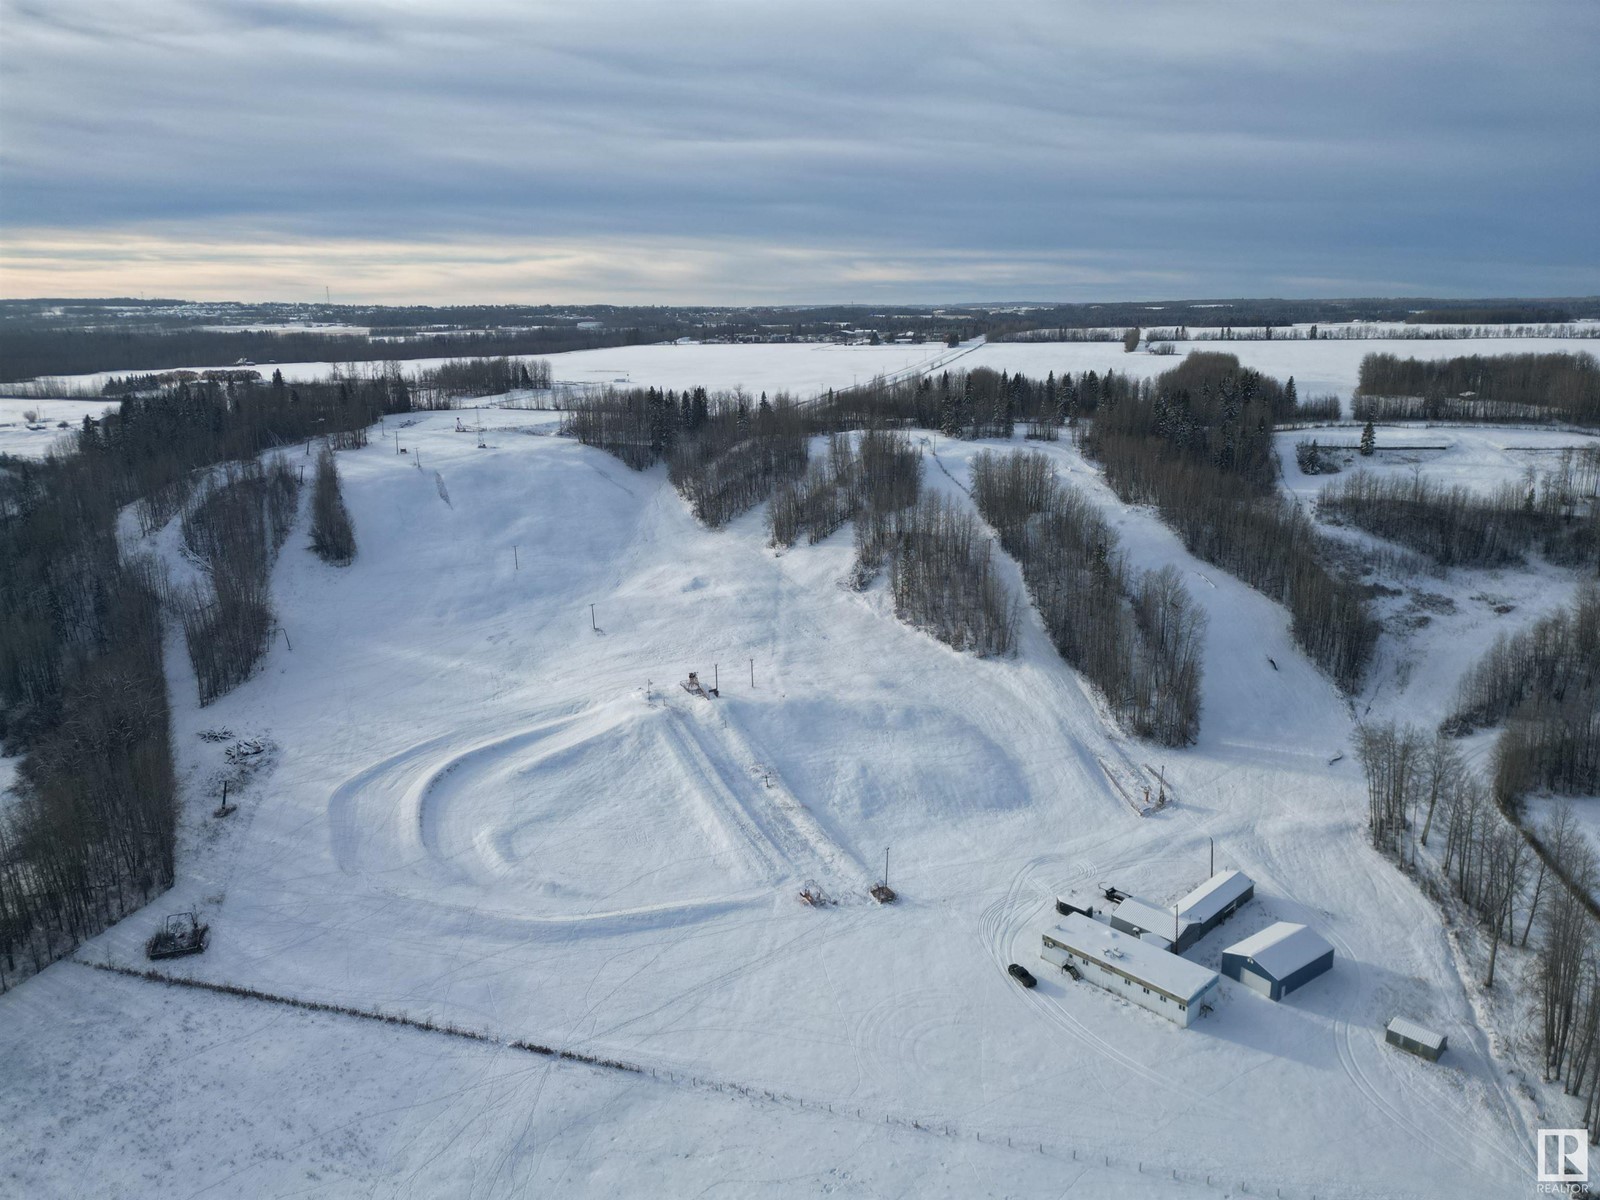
1354;352;1600;427
0;370;405;991
179;458;302;704
569;355;1367;691
970;450;1204;745
875;493;1018;657
409;357;552;406
767;428;922;550
1317;470;1599;570
0;325;675;384
1439;584;1600;804
310;448;357;565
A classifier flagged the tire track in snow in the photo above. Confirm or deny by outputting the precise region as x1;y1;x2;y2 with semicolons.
653;705;792;884
975;846;1240;1116
700;699;872;893
91;958;1415;1200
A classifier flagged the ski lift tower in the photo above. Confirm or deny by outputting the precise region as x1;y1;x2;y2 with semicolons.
870;846;896;904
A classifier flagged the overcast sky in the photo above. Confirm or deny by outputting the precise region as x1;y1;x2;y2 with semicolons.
1;0;1595;304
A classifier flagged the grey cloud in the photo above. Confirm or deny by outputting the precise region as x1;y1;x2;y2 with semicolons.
0;0;1595;301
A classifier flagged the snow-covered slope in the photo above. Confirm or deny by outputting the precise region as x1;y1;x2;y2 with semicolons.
0;412;1542;1197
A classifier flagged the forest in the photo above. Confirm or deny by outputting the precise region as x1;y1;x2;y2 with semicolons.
0;371;402;991
1358;718;1600;1136
1353;352;1600;426
1357;584;1600;1136
1082;354;1378;690
1316;466;1599;570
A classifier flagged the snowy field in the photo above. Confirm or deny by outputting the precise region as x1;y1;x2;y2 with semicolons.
12;340;972;404
1;398;1562;1197
0;397;109;458
10;332;1597;422
1276;424;1600;505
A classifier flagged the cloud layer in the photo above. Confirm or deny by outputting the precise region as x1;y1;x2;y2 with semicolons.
2;0;1596;303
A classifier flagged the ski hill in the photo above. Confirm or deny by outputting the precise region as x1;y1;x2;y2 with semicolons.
0;404;1553;1198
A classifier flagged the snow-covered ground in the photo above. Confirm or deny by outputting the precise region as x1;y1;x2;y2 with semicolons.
1276;424;1599;505
2;402;1556;1197
0;754;17;820
14;333;1596;419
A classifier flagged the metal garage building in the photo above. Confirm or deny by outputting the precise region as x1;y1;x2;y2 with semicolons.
1108;870;1255;954
1221;922;1334;1000
1042;914;1220;1028
1175;870;1255;942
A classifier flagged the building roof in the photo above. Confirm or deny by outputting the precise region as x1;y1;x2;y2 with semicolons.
1047;915;1219;1004
1386;1017;1445;1050
1112;896;1192;941
1223;922;1333;980
1176;869;1254;926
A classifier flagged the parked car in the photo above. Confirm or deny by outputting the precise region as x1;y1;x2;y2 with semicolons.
1007;963;1037;988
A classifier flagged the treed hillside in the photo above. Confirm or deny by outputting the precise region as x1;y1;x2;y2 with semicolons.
0;373;408;991
971;450;1204;745
1083;354;1377;689
564;392;1019;657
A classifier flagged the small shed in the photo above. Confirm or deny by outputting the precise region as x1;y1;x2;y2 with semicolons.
1221;922;1334;1000
1386;1017;1447;1061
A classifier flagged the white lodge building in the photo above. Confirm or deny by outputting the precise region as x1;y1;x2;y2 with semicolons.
1041;914;1220;1028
